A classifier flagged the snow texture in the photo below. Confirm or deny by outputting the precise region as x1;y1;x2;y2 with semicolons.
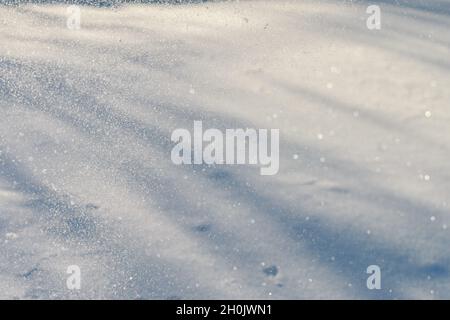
0;0;450;299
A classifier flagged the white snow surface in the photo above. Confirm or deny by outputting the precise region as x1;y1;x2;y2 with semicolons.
0;0;450;299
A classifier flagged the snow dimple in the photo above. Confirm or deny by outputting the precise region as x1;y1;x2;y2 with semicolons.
262;265;279;277
194;224;212;233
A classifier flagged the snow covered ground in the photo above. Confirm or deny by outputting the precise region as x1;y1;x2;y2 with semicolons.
0;0;450;299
